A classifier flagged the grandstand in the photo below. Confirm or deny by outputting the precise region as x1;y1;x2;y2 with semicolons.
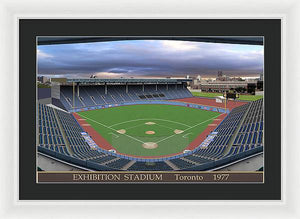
54;78;193;111
230;98;263;154
38;103;118;170
37;78;264;171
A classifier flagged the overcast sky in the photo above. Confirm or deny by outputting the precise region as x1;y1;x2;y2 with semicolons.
37;40;263;78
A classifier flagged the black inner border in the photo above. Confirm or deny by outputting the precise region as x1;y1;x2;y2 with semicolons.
19;19;281;200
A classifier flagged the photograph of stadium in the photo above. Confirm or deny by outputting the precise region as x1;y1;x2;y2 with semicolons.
37;37;264;182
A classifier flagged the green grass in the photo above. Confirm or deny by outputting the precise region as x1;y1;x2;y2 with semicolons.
236;95;263;101
191;92;223;98
77;104;220;157
191;91;263;101
37;83;51;88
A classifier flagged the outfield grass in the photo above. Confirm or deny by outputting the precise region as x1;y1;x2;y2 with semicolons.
235;95;264;101
37;83;51;88
191;92;224;98
77;104;220;157
191;91;263;101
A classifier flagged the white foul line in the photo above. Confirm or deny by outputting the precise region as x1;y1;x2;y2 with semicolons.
183;133;193;138
78;114;145;144
155;114;223;144
109;132;119;138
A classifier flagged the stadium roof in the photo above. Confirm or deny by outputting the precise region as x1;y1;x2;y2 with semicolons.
38;37;263;46
65;78;192;84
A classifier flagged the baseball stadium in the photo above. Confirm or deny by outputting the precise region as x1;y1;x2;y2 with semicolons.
37;78;263;171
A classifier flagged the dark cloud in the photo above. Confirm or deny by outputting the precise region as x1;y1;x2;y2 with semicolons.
38;40;263;77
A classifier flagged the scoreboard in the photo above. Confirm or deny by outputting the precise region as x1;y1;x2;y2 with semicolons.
223;91;239;100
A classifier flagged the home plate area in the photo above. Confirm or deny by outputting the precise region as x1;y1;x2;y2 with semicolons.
142;142;158;149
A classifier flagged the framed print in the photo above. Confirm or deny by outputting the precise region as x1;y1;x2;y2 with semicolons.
36;36;265;184
19;19;281;200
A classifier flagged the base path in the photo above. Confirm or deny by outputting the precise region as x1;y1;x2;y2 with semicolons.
72;113;116;151
174;97;247;110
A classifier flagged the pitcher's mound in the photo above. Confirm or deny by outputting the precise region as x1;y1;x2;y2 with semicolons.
145;122;156;125
145;131;155;135
143;142;158;149
117;129;126;134
174;129;184;134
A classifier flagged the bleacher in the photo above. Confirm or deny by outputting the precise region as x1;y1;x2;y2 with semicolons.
105;158;132;169
55;109;108;160
38;103;132;170
38;103;70;156
127;161;173;171
59;84;193;110
188;103;250;161
181;154;212;164
228;98;264;156
169;158;195;169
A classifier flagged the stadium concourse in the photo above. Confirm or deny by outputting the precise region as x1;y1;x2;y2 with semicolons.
37;78;263;171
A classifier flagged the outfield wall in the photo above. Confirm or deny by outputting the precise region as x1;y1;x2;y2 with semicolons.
68;100;230;114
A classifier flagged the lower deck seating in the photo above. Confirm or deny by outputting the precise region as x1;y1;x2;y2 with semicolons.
105;158;131;169
127;161;173;171
189;103;250;160
169;158;195;169
38;103;70;155
229;99;264;155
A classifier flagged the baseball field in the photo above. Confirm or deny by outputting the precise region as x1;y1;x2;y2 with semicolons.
77;104;221;157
